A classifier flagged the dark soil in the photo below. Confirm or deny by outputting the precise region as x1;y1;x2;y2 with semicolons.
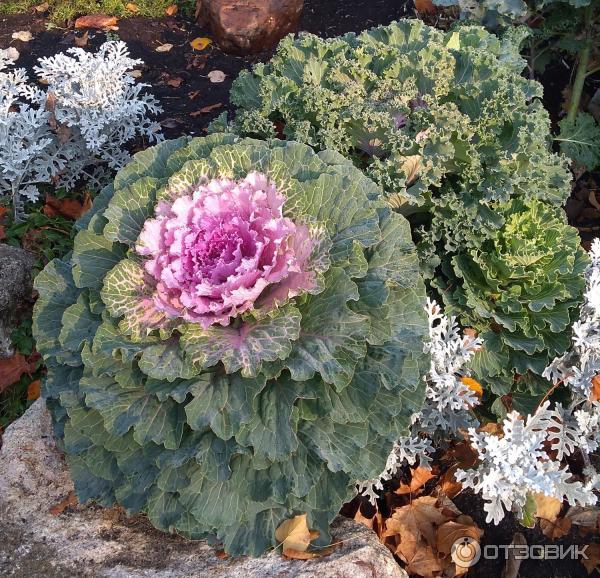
0;2;599;577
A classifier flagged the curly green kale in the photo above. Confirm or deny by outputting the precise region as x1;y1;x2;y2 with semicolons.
32;134;428;556
435;199;588;411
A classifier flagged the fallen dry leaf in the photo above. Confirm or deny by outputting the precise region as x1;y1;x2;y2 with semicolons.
396;466;435;495
155;43;173;53
539;516;572;540
0;47;19;62
49;491;78;516
275;514;312;552
34;2;50;12
12;30;33;42
437;465;463;499
167;76;184;88
126;3;139;12
208;70;226;83
190;103;223;116
130;70;143;79
283;546;335;560
75;14;118;30
0;353;38;392
188;90;201;100
74;31;89;47
190;37;212;51
534;493;562;522
581;542;600;574
436;517;483;557
43;192;92;220
27;379;41;401
215;549;229;560
0;225;5;241
590;375;600;401
461;376;483;398
165;4;178;16
414;0;437;13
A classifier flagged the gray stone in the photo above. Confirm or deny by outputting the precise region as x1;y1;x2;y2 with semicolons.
0;400;408;578
0;245;35;358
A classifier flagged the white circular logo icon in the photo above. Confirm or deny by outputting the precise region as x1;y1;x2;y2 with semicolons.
451;537;481;568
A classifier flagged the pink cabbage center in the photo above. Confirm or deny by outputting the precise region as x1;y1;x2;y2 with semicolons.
136;172;316;328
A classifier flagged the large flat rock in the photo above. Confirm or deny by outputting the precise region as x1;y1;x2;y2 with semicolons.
0;400;407;578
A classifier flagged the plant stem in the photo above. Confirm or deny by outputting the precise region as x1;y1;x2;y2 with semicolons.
567;4;594;124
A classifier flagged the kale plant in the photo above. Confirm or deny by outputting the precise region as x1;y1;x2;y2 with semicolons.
435;199;588;412
32;134;428;556
228;20;570;227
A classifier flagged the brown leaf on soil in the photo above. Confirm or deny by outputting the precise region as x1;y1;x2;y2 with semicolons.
591;375;600;402
27;379;41;401
190;103;223;116
165;4;178;16
0;353;38;392
43;192;92;220
188;90;201;100
74;31;89;47
74;14;118;30
437;465;463;499
436;517;483;557
539;516;572;540
166;76;184;88
444;440;479;469
275;514;312;552
581;542;600;574
215;549;229;559
414;0;436;13
396;466;436;495
49;491;78;516
566;506;600;529
533;493;562;522
0;225;5;241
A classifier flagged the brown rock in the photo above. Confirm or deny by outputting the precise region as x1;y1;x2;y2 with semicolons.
196;0;304;54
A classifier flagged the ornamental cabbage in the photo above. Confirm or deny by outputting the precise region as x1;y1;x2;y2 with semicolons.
435;199;588;412
32;134;428;555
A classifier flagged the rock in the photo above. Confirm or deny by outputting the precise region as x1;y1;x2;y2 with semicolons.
0;400;408;578
0;245;35;358
196;0;304;54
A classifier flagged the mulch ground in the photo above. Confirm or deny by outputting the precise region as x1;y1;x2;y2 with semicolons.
0;2;599;576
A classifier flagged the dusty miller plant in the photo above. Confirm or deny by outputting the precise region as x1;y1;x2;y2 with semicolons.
0;41;162;220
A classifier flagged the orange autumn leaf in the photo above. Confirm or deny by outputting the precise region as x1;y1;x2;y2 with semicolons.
540;516;572;540
74;14;118;29
396;466;436;495
438;465;463;499
27;379;41;401
44;192;92;220
414;0;436;14
126;3;139;13
581;542;600;574
190;37;212;51
590;375;600;401
461;376;483;398
165;4;178;15
0;352;38;392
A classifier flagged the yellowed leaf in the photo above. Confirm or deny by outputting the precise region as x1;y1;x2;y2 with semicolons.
533;493;562;522
34;2;50;12
12;31;33;42
75;14;118;30
396;466;435;495
27;379;41;401
126;3;139;13
165;4;178;16
460;376;483;398
399;154;422;185
275;514;311;552
590;374;600;401
190;37;212;51
283;546;335;559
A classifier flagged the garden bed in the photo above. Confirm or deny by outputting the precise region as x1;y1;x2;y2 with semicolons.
1;2;600;577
